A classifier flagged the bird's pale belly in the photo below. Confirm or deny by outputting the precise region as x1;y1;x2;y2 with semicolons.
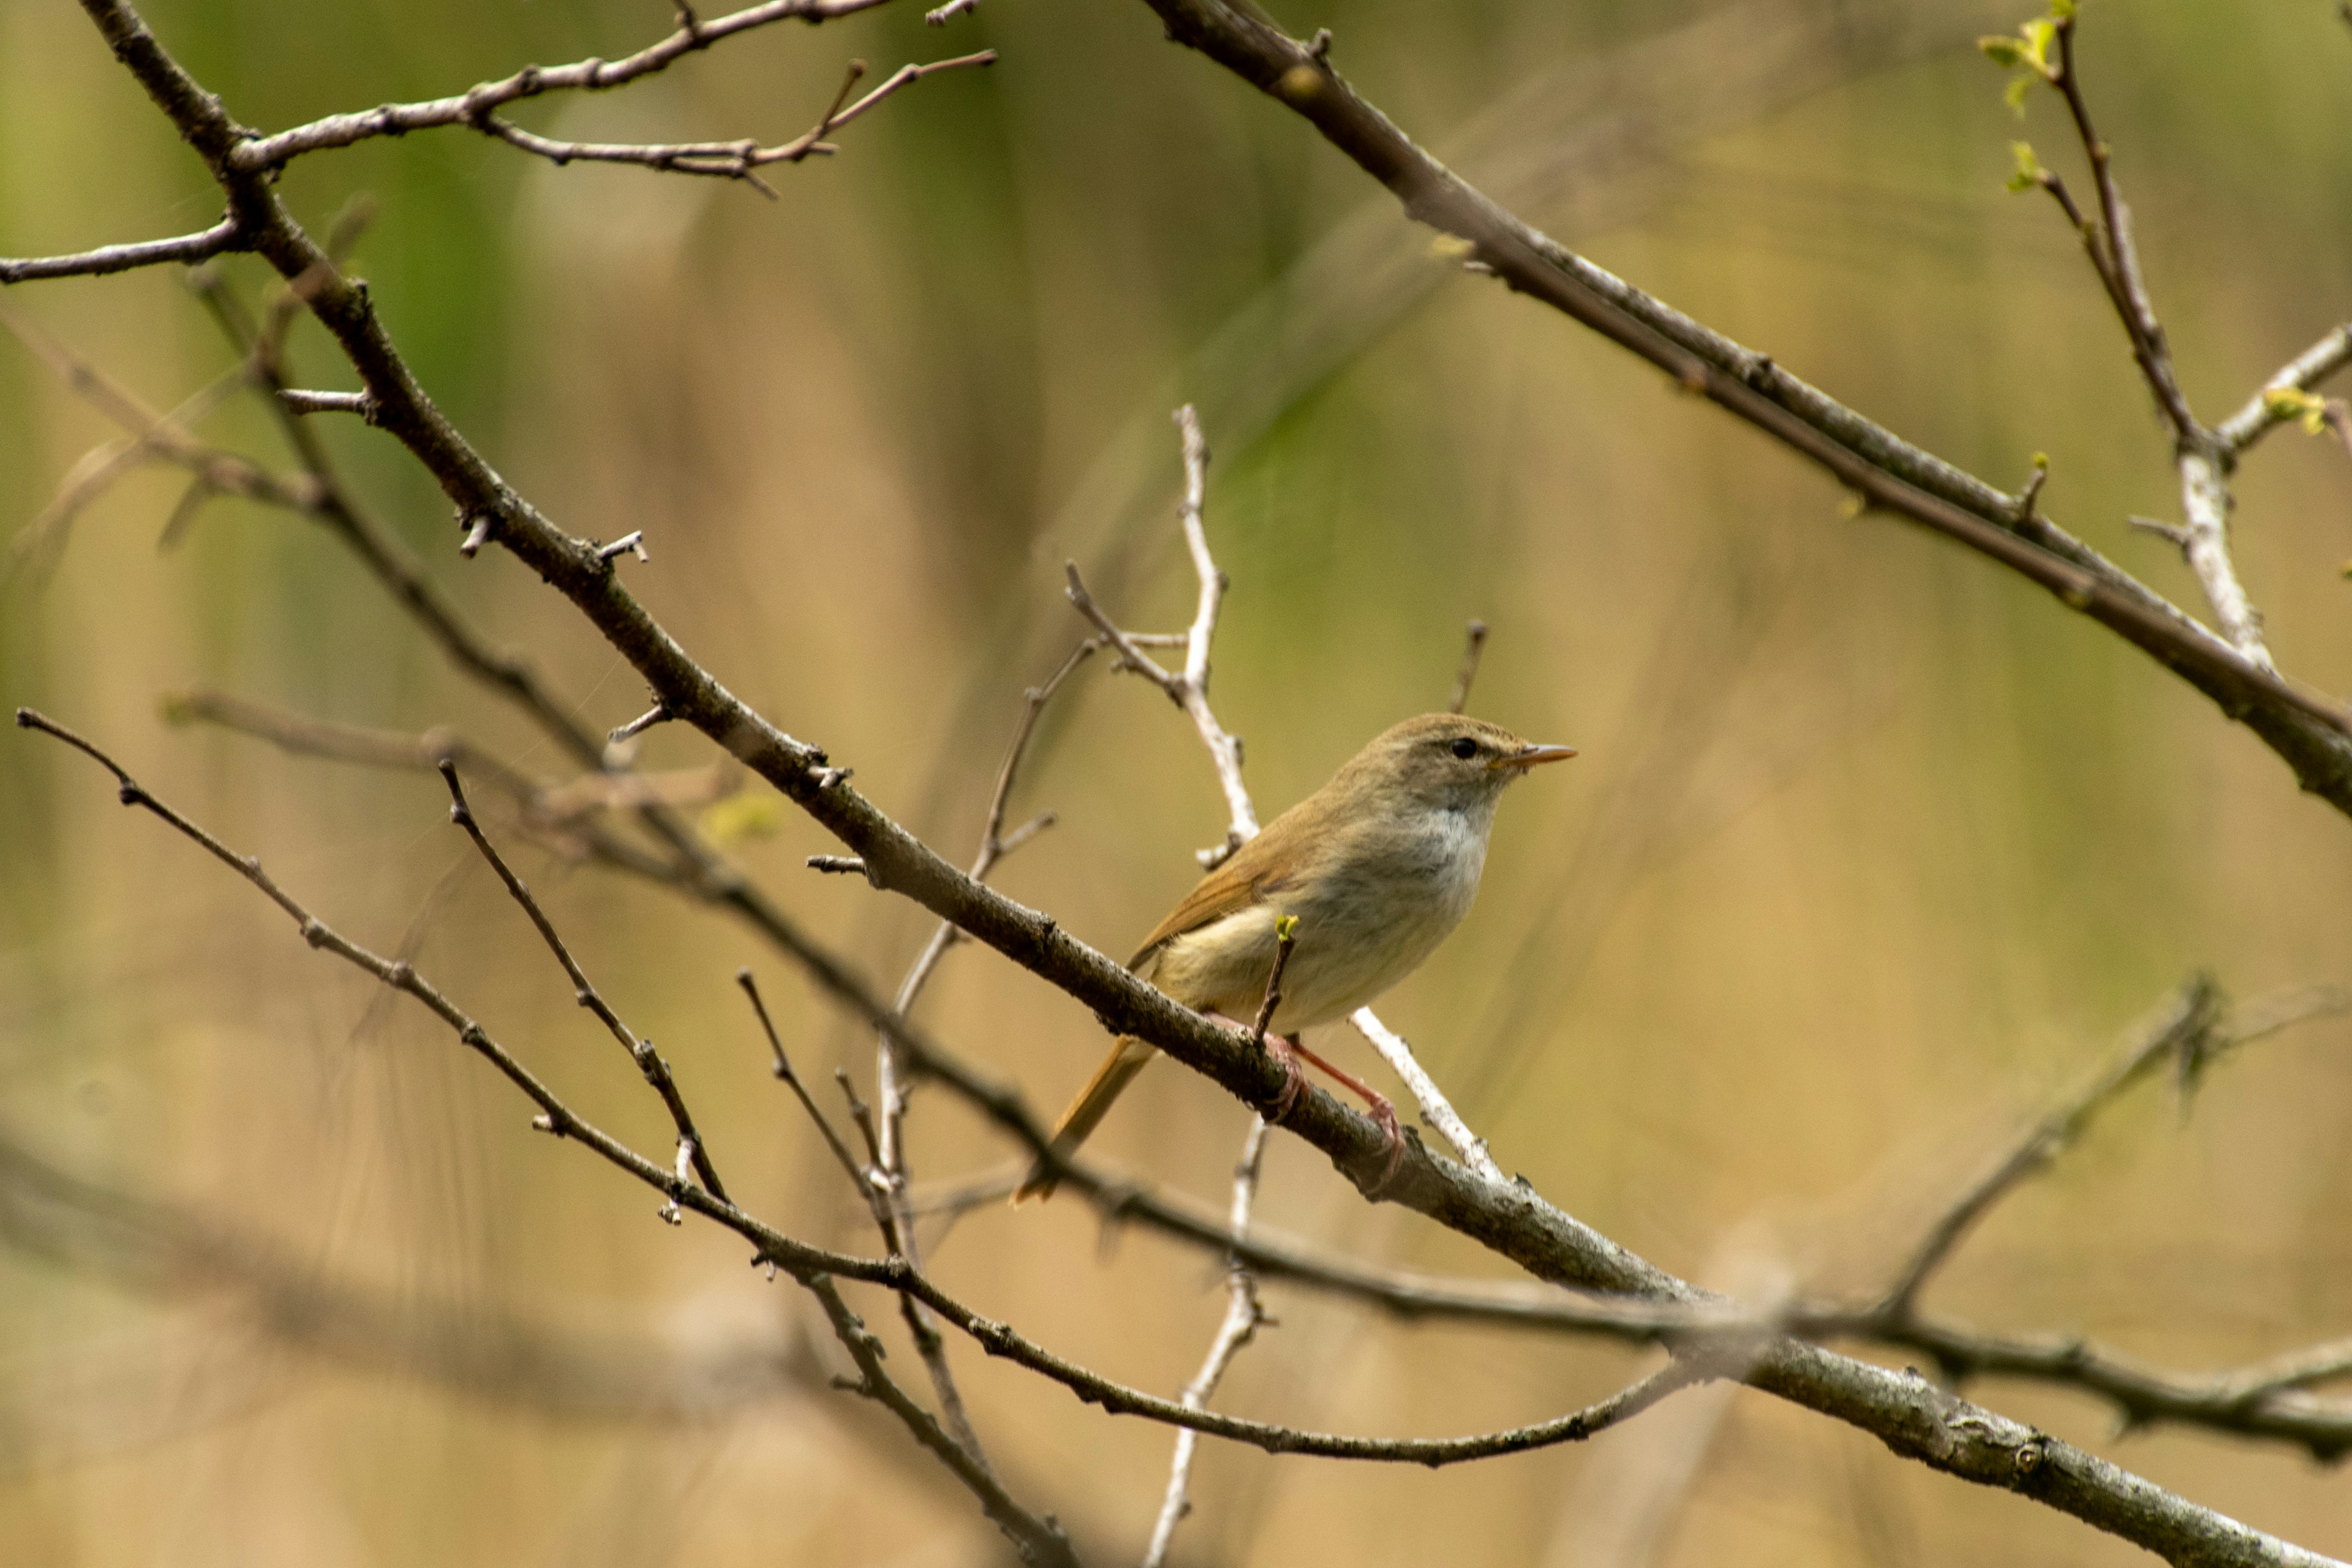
1148;813;1486;1031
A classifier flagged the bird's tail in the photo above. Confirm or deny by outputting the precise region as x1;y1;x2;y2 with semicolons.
1011;1036;1158;1204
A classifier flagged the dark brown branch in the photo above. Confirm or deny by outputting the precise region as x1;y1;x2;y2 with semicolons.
0;214;243;285
2034;17;2271;670
15;706;1075;1563
738;970;875;1208
55;6;2352;1559
438;761;733;1202
12;707;1709;1469
2047;20;2201;448
176;266;921;1139
1134;0;2352;812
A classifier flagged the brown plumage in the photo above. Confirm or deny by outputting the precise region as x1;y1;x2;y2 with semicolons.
1014;713;1574;1202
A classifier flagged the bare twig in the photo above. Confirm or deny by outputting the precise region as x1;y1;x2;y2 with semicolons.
277;388;375;420
607;703;671;748
470;53;995;195
1874;975;2348;1319
596;530;649;564
160;688;688;876
1447;618;1489;714
737;969;886;1221
867;641;1098;1469
47;5;2352;1557
1065;408;1256;862
0;303;327;570
437;761;733;1204
1139;0;2352;816
1142;1115;1271;1568
2034;17;2271;669
1347;1009;1506;1184
0;214;243;285
925;0;981;21
14;706;1079;1561
228;0;901;170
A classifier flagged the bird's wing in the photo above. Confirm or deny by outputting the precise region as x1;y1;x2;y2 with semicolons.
1126;827;1300;969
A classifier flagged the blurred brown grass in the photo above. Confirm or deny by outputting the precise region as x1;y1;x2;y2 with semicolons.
4;0;2352;1562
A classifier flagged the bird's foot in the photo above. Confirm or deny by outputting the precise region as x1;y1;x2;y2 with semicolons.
1361;1090;1405;1197
1261;1031;1308;1125
1286;1036;1407;1197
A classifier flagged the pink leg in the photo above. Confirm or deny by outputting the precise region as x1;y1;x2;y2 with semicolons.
1206;1011;1308;1125
1289;1038;1405;1196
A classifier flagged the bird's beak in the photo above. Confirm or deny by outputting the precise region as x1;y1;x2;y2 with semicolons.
1493;743;1577;772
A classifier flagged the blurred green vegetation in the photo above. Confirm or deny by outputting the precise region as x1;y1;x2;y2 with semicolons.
4;0;2351;1562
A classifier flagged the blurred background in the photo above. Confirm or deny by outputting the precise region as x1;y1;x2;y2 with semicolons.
4;0;2351;1561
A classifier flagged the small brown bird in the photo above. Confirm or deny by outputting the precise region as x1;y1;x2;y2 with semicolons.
1014;713;1575;1201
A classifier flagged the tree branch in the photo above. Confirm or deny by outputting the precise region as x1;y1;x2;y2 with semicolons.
0;213;244;285
42;5;2352;1558
437;761;733;1205
1133;0;2352;814
2215;324;2352;459
225;0;901;171
471;51;995;194
2036;15;2271;670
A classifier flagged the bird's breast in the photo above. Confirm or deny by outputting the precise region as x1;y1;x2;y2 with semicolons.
1155;806;1490;1032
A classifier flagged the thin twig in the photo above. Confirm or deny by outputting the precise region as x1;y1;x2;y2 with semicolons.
438;761;733;1204
160;687;690;878
869;640;1099;1469
0;214;243;285
229;0;905;169
54;6;2352;1556
277;388;375;420
1143;1115;1270;1568
734;968;875;1213
1879;975;2347;1316
469;53;994;195
1447;618;1489;714
596;529;649;564
13;706;1080;1561
2215;323;2352;459
2040;16;2271;669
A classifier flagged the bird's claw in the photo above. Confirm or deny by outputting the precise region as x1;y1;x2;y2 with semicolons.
1262;1033;1307;1124
1363;1093;1405;1197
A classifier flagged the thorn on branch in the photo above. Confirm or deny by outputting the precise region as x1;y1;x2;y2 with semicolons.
2015;454;2049;529
458;512;493;557
595;529;649;567
2127;514;2191;552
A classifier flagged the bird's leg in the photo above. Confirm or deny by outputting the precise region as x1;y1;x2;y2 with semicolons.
1207;1009;1310;1123
1262;1031;1308;1125
1287;1039;1404;1195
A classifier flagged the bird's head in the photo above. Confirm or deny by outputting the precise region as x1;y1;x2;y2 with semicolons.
1346;713;1577;816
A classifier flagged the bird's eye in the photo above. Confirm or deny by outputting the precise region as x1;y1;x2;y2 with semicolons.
1449;737;1479;760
